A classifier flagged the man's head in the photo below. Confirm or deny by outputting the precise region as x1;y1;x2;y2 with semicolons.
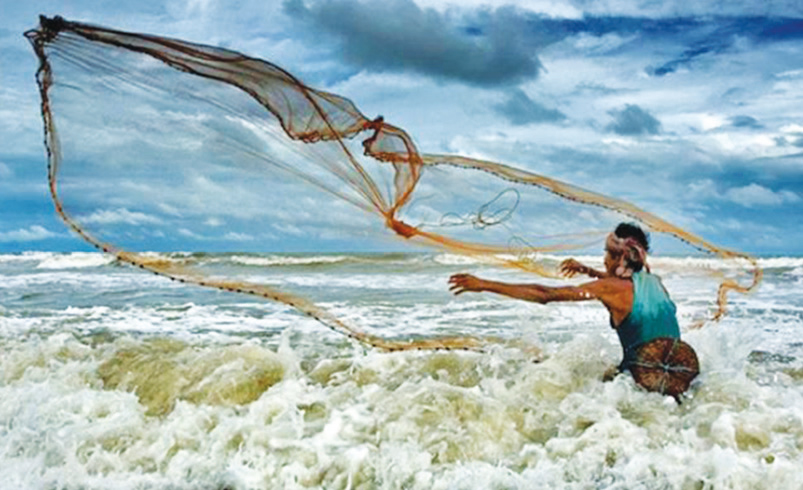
604;222;650;277
614;223;649;252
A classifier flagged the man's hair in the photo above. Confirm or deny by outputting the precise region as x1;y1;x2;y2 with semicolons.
614;222;650;252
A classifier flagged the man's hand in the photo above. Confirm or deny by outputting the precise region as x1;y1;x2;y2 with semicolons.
448;273;487;295
559;258;589;278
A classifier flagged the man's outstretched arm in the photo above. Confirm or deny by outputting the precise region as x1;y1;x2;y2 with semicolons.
448;273;599;304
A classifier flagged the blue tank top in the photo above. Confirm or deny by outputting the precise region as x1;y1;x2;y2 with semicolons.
615;270;680;367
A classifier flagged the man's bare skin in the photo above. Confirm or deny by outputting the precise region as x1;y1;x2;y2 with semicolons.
448;251;634;327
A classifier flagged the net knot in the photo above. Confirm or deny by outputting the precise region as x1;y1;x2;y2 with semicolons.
388;218;417;238
38;16;68;42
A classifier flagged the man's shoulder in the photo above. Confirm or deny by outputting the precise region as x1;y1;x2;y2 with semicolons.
580;277;632;296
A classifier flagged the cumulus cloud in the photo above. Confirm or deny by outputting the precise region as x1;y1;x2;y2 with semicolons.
0;225;58;242
79;208;164;226
724;183;800;207
606;104;661;136
495;89;566;125
284;0;543;86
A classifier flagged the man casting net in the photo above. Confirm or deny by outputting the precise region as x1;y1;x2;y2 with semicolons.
26;16;760;362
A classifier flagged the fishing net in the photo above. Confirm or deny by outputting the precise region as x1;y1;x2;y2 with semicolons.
26;16;761;353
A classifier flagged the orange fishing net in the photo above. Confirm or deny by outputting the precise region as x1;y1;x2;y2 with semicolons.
26;16;761;352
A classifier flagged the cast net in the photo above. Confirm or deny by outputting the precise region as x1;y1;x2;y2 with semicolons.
26;16;761;353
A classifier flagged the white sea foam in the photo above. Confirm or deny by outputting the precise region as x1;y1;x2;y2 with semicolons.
432;254;483;266
34;252;115;269
277;273;447;291
6;252;796;274
230;255;352;267
0;251;60;263
539;254;803;271
0;330;801;489
786;266;803;277
431;253;803;274
0;271;174;290
2;253;803;488
652;256;803;270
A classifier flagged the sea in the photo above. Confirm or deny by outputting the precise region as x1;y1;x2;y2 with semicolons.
1;251;802;489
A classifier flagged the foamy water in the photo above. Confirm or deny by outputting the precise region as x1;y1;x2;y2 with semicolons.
1;252;802;489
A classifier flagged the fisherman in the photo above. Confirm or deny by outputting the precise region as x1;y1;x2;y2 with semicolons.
448;223;689;386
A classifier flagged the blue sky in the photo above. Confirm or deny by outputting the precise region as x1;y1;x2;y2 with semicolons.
1;0;802;255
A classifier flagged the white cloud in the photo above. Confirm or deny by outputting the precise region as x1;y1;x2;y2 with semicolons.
413;0;584;18
571;32;635;54
409;0;803;19
272;223;305;236
0;225;58;242
4;3;800;256
687;179;718;196
700;113;727;131
178;228;202;239
157;203;182;217
223;232;254;241
0;161;12;178
79;208;164;226
724;184;800;207
0;88;42;155
690;180;801;209
557;0;803;18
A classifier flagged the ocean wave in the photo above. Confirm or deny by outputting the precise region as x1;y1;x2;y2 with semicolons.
757;257;803;269
34;252;115;270
0;300;297;339
787;267;803;277
0;251;62;264
230;254;353;267
276;274;446;291
431;253;779;271
0;271;174;290
432;254;483;266
5;251;799;271
539;254;797;269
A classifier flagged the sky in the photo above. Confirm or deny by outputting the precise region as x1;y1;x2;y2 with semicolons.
1;0;802;255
